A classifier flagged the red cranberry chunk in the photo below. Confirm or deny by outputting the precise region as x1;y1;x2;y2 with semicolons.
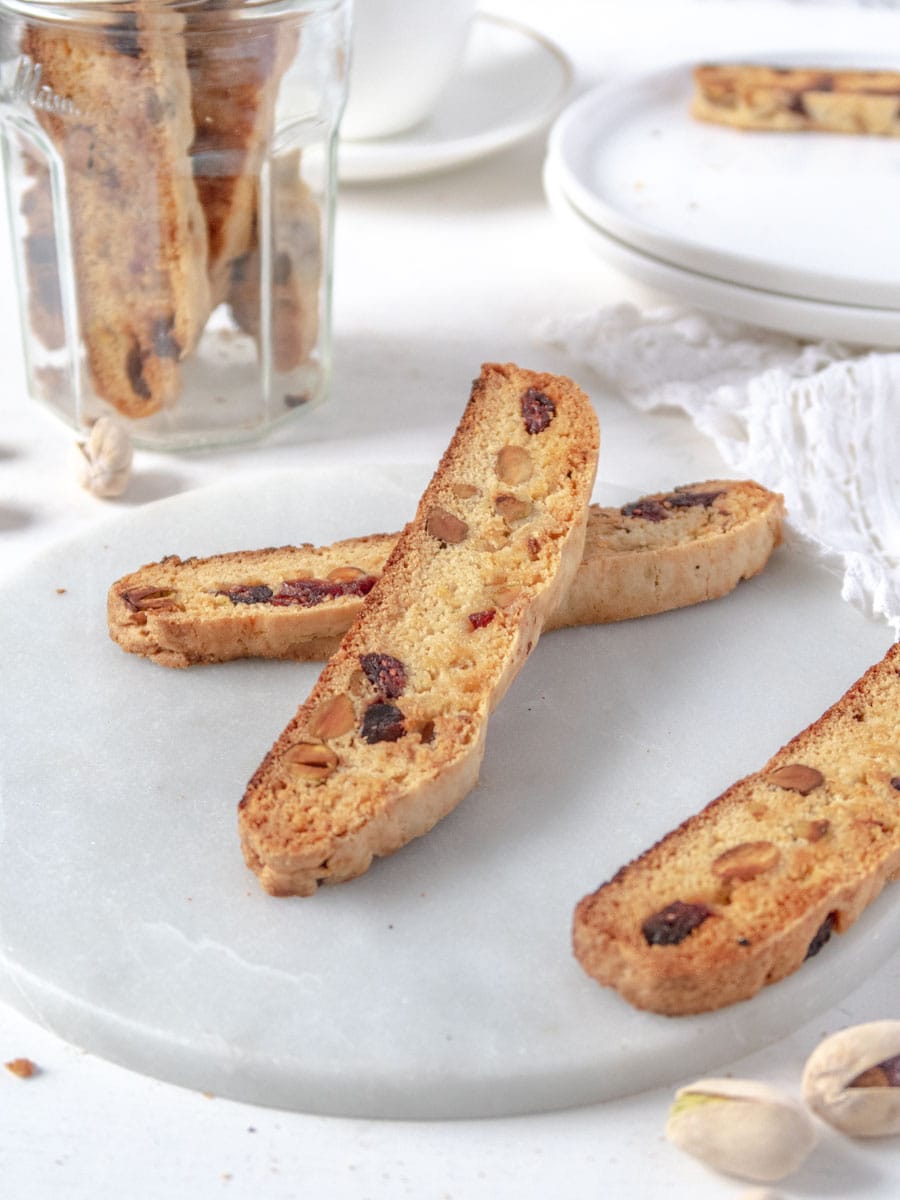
621;498;669;522
642;900;712;946
468;609;496;630
221;584;274;605
521;387;555;434
360;653;408;699
804;911;836;960
665;489;725;509
360;703;406;743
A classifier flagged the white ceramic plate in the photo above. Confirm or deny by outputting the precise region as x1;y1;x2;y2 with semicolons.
0;466;895;1119
338;14;572;183
547;56;900;308
544;157;900;347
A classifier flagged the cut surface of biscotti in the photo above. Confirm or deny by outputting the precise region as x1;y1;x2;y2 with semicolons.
22;10;211;417
573;642;900;1015
107;480;784;668
692;64;900;136
238;363;600;896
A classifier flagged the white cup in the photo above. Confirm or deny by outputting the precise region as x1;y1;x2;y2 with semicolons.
342;0;478;141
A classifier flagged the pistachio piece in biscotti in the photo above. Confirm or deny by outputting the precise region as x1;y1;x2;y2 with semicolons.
238;363;599;896
573;642;900;1015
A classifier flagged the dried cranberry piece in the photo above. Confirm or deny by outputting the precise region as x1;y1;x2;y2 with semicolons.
360;703;406;743
665;489;725;509
272;578;341;606
468;609;496;630
621;499;669;522
804;911;836;960
222;584;274;605
360;653;408;699
521;387;555;434
270;575;377;607
642;900;712;946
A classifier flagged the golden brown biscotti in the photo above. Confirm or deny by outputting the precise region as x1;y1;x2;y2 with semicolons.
107;480;784;669
692;64;900;136
187;11;298;306
573;642;900;1015
239;363;600;896
22;10;211;418
226;151;321;373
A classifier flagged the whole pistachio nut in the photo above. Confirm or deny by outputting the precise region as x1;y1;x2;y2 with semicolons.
73;416;133;498
802;1020;900;1137
665;1077;817;1182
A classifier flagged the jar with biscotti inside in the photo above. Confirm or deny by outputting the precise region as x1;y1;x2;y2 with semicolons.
0;0;351;449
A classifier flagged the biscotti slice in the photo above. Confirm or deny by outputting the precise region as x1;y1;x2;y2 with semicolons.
692;64;900;137
573;642;900;1015
107;480;783;669
187;10;298;306
227;151;321;372
22;10;211;417
239;363;600;896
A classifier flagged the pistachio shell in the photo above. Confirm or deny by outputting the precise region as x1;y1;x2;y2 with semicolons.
802;1020;900;1137
666;1077;816;1182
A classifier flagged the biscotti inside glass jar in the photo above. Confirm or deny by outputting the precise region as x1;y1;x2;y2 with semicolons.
0;0;350;449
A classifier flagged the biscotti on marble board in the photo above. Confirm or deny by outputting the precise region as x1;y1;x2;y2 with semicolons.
22;10;211;417
692;64;900;137
107;480;784;669
239;362;600;896
573;642;900;1015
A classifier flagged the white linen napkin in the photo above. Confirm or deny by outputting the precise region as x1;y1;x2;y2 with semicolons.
539;304;900;637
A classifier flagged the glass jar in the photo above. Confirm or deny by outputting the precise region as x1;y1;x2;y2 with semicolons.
0;0;350;449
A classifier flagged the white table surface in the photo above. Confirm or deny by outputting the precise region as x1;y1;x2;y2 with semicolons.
1;1;898;1196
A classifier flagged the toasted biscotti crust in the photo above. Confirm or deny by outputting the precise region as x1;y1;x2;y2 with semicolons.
573;642;900;1015
692;64;900;136
238;363;600;896
107;481;784;668
22;10;211;417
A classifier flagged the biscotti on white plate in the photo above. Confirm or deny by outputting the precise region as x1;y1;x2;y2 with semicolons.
573;642;900;1015
107;480;784;668
692;63;900;137
238;362;600;895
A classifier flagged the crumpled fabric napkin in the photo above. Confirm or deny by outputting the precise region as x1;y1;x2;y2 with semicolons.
539;303;900;637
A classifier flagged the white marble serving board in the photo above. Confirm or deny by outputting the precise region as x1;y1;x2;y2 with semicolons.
0;465;895;1119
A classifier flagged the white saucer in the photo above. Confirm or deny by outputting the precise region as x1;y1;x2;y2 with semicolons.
547;56;900;309
338;14;572;183
544;157;900;348
0;465;896;1119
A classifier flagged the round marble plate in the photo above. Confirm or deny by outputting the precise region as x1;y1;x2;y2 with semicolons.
0;465;895;1118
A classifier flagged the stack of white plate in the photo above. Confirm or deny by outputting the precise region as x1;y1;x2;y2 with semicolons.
543;58;900;347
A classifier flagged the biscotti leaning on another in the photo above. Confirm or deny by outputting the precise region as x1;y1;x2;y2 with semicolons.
107;480;784;668
692;64;900;137
239;363;600;896
573;642;900;1015
22;9;211;417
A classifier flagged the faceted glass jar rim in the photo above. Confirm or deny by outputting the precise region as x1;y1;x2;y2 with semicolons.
0;0;348;21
